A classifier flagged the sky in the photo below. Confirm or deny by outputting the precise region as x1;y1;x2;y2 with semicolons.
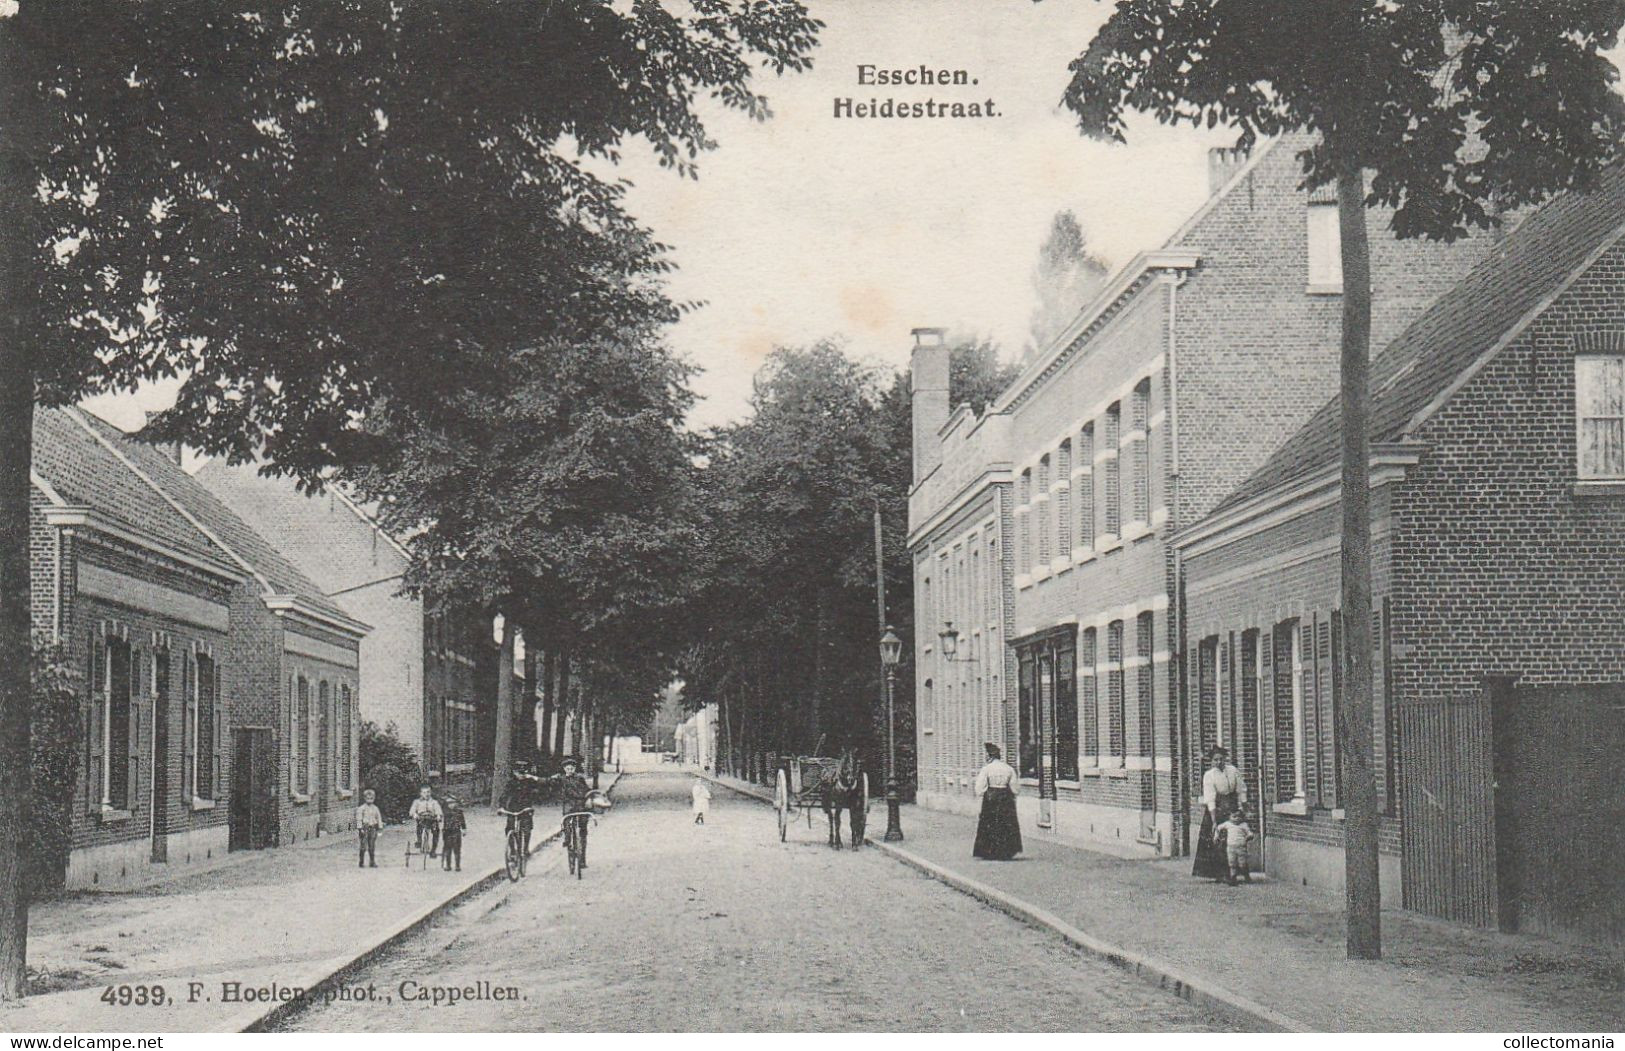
83;2;1624;434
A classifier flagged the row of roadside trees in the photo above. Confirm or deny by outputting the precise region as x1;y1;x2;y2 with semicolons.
0;0;822;999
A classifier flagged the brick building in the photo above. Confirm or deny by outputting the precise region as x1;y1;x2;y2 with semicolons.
33;407;368;888
195;461;495;799
910;135;1495;855
1177;166;1625;944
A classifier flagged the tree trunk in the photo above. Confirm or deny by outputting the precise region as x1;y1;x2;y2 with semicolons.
553;650;570;757
1336;160;1382;961
0;19;41;1000
492;618;515;804
538;649;555;757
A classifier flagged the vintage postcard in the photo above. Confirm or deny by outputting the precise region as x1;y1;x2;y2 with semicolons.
0;0;1621;1040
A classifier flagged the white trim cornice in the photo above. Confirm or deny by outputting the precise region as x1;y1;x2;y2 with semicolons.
1175;444;1425;558
43;506;247;582
265;594;372;640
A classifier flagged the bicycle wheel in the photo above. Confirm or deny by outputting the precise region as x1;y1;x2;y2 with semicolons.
504;831;522;882
565;822;578;877
573;820;585;880
775;769;789;842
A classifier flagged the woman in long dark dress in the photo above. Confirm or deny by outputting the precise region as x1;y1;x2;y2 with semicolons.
972;743;1023;860
1193;746;1245;880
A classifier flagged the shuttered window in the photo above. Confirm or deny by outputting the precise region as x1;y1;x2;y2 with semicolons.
296;676;311;795
1055;441;1072;559
1130;379;1151;525
195;653;217;801
1036;456;1051;565
1077;424;1095;550
106;637;133;812
1103;404;1121;537
1106;620;1125;763
1080;628;1098;765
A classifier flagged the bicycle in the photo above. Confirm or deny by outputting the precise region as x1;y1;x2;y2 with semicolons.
497;808;532;881
562;811;592;879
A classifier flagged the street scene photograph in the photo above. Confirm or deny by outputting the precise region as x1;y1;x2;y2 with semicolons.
0;0;1623;1039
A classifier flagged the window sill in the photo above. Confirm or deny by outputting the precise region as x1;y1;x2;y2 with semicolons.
1056;779;1080;791
1573;479;1625;498
1080;766;1101;778
1015;574;1033;591
1305;283;1343;296
1104;767;1129;780
1048;556;1072;576
1121;520;1152;542
97;807;134;824
1272;798;1309;816
190;798;217;812
1032;565;1053;583
921;729;935;736
1071;547;1096;566
290;792;312;805
1096;536;1122;555
1019;777;1040;788
337;788;354;800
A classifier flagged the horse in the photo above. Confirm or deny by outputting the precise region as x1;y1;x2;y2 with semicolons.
819;750;866;851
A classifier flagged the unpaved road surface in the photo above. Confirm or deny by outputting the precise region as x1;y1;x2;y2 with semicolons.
282;771;1234;1032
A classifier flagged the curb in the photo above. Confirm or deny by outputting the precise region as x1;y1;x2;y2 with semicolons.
700;771;1308;1034
238;772;624;1033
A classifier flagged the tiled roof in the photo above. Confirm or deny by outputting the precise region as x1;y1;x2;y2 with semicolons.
34;406;224;565
1214;163;1625;513
62;408;353;622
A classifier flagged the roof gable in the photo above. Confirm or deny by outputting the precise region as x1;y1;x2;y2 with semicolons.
1215;163;1625;514
65;408;354;623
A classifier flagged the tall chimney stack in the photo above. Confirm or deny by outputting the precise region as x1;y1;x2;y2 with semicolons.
1207;145;1250;194
910;327;949;486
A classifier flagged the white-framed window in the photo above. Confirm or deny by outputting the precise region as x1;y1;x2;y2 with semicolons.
1307;202;1342;292
191;651;218;802
1577;354;1625;479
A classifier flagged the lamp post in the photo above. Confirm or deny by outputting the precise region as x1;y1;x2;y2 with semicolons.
879;625;904;841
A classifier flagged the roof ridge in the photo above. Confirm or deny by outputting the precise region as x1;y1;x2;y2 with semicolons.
62;406;274;592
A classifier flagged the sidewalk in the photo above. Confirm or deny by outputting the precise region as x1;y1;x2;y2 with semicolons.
707;772;1623;1033
2;776;619;1033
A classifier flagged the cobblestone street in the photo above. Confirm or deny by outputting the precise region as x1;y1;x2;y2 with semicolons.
282;772;1233;1032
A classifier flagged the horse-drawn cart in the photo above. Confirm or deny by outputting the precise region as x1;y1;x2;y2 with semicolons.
773;754;870;846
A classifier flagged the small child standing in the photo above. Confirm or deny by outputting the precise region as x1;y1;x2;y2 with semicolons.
691;778;711;825
408;785;443;857
1216;807;1254;885
356;788;383;868
440;793;466;872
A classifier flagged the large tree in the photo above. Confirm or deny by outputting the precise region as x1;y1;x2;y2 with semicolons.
0;0;818;998
1062;0;1625;958
1026;211;1110;358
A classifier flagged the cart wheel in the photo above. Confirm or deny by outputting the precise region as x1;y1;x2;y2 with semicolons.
861;771;871;815
775;769;789;842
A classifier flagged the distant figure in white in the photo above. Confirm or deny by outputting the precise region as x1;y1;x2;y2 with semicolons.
691;778;711;825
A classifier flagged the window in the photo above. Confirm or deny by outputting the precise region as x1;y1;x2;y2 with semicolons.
1130;380;1151;525
1103;404;1121;537
1135;612;1155;757
1055;639;1078;781
1018;653;1040;779
921;678;934;734
1577;355;1625;479
296;675;311;795
1055;441;1072;558
1307;202;1342;291
194;653;217;801
1198;635;1219;766
1077;424;1095;549
319;680;331;791
1018;469;1033;573
340;684;354;790
1273;620;1304;800
1107;620;1125;763
96;636;133;811
1080;628;1098;765
1036;456;1051;564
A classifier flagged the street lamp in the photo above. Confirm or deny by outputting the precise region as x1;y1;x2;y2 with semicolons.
879;625;904;842
938;621;980;662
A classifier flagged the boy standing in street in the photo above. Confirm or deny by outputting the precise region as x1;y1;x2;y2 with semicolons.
356;788;383;868
440;792;466;872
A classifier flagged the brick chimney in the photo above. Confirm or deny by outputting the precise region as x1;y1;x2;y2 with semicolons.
910;327;949;486
1207;145;1250;194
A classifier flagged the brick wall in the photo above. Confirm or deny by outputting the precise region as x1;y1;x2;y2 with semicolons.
1392;238;1625;700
